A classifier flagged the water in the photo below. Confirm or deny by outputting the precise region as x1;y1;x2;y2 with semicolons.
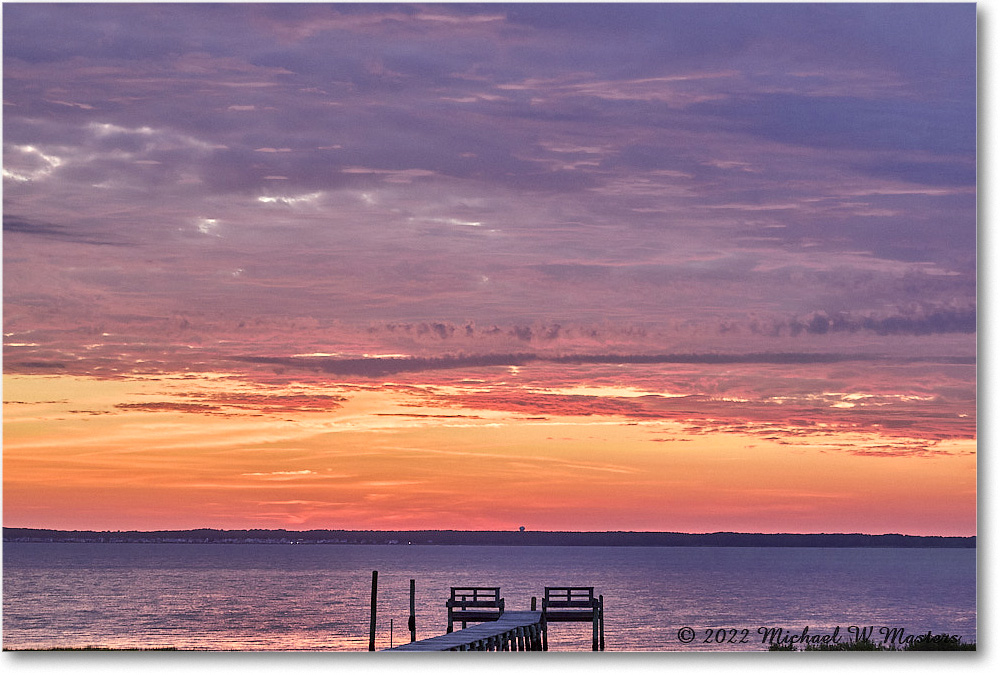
2;544;976;651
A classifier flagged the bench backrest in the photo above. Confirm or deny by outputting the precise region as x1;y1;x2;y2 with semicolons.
448;587;502;608
544;586;596;608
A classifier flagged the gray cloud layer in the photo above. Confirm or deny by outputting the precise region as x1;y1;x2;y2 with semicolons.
3;3;976;361
232;351;974;378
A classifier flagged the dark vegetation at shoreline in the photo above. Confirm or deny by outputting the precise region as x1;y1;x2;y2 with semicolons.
7;637;977;652
3;528;975;548
5;646;180;651
768;635;976;651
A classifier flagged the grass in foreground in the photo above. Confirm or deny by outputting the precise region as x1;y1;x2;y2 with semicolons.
6;646;179;651
769;634;975;651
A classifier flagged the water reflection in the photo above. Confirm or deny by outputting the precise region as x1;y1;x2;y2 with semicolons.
3;544;976;651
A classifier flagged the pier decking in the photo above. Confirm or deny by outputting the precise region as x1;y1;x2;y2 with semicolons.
379;584;605;652
385;611;544;651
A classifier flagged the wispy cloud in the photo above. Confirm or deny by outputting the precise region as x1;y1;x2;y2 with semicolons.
231;351;974;377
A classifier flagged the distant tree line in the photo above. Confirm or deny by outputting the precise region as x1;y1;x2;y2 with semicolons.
2;528;975;548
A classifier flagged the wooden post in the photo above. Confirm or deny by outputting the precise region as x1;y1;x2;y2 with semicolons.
591;596;600;651
368;570;378;651
599;594;605;651
541;604;548;651
531;596;537;611
409;579;416;642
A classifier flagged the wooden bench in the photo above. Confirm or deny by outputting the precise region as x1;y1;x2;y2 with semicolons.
446;587;505;633
541;586;605;650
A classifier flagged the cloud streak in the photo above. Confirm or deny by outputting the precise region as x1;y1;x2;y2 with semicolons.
231;351;973;377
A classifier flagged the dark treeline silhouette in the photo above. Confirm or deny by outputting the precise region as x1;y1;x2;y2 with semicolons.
3;528;975;548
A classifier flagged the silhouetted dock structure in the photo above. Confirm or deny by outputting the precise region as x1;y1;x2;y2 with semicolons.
382;585;605;652
541;586;605;651
387;610;545;651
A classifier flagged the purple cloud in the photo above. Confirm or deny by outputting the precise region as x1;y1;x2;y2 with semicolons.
3;2;976;372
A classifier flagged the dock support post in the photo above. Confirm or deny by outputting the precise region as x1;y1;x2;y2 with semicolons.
592;604;599;651
599;594;605;651
409;579;416;642
368;570;378;651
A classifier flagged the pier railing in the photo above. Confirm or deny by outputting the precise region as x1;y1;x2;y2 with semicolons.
446;587;505;632
376;579;606;652
542;586;605;651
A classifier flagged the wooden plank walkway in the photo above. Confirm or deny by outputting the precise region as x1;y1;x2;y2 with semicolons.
384;611;543;651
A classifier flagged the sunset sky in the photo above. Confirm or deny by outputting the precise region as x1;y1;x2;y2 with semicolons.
2;3;977;536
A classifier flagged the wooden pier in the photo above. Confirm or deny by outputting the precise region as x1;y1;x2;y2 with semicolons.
379;585;605;652
386;610;544;651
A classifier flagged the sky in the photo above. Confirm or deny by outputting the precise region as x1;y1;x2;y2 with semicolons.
2;2;978;535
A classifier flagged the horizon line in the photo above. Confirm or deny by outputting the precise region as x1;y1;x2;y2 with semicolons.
3;526;975;539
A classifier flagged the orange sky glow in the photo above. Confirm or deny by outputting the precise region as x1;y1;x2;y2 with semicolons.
3;358;976;535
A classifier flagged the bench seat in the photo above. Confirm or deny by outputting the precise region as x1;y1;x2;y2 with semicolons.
446;587;504;632
541;586;605;650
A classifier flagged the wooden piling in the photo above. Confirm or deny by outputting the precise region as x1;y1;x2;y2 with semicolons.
409;578;416;642
599;594;605;651
592;606;599;651
368;570;378;651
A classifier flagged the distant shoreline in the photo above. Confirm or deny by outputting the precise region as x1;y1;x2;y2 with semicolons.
2;528;975;548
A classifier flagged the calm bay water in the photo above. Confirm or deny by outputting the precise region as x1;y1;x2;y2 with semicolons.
2;543;976;651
